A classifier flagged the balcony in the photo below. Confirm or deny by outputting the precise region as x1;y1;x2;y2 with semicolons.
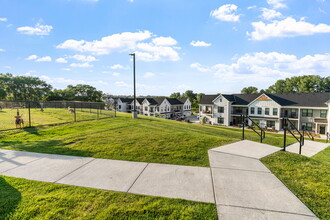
231;110;247;115
202;110;213;114
280;113;298;119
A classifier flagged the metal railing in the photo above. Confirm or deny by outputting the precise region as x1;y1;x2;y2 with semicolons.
326;132;329;143
302;125;314;141
241;115;265;143
282;117;304;154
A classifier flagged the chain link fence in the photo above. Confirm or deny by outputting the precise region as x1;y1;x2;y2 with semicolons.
0;100;116;131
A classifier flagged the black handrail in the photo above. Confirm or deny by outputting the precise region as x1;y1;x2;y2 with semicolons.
282;117;304;154
326;132;329;143
241;115;265;143
302;125;314;141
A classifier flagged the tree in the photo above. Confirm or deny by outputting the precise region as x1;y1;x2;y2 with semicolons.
169;92;182;99
266;75;330;93
0;73;52;101
241;86;258;94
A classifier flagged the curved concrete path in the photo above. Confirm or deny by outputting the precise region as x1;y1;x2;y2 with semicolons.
0;140;319;219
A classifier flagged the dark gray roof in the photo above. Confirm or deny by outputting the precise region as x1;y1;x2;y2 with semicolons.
167;98;184;105
199;92;330;107
267;93;330;107
152;97;166;105
145;98;159;105
118;98;133;103
135;98;145;105
199;95;219;104
178;98;188;103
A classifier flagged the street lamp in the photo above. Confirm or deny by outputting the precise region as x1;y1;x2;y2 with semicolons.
129;53;137;118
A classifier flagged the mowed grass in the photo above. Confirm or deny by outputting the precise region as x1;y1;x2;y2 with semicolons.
0;112;296;167
0;175;217;220
261;149;330;219
0;108;114;130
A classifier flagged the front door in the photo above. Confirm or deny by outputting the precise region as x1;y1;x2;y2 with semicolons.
320;126;326;135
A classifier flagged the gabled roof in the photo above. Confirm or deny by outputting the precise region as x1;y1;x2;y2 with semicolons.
152;97;166;105
167;98;184;105
199;95;219;104
118;98;133;103
144;98;159;105
200;92;330;107
178;98;188;104
131;98;145;105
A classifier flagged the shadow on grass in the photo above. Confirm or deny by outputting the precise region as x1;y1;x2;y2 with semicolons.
23;126;40;136
9;140;93;157
0;177;21;219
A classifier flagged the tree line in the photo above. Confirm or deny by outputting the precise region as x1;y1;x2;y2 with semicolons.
241;75;330;94
169;90;205;108
0;73;103;102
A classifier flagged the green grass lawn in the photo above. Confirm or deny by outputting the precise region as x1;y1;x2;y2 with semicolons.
0;112;297;167
0;108;115;130
0;175;217;220
261;149;330;219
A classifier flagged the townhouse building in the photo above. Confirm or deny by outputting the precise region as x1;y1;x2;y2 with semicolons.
199;92;330;135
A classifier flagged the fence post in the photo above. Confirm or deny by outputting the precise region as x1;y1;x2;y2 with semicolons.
283;118;287;151
28;101;31;127
74;103;77;122
242;115;245;140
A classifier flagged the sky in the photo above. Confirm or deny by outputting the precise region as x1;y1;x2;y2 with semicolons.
0;0;330;96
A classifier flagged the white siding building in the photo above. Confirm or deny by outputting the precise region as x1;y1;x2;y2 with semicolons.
199;93;330;135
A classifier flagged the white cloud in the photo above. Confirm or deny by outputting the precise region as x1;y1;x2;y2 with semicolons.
177;84;190;91
111;64;124;69
0;48;5;52
57;31;180;62
26;55;38;60
143;72;155;78
210;4;240;22
40;75;86;84
115;81;129;87
17;23;53;36
190;41;212;47
56;57;68;63
3;66;11;69
0;18;7;22
135;42;180;62
247;6;257;10
61;68;71;71
249;17;330;40
261;8;282;20
70;54;97;62
192;52;330;86
112;72;120;77
36;56;52;62
267;0;287;9
57;31;152;55
190;63;210;72
70;62;93;68
152;37;177;46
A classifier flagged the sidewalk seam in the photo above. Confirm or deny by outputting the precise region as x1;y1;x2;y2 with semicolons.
127;163;149;193
211;166;271;173
54;158;96;183
1;156;45;174
217;204;317;218
209;167;218;204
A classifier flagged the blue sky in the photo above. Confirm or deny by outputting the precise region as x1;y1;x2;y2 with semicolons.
0;0;330;96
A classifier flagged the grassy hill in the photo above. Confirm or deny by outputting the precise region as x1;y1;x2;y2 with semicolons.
0;112;296;167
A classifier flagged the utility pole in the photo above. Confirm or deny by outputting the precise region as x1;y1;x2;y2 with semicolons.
129;53;137;118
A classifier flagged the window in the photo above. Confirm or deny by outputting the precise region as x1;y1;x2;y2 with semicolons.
218;117;224;124
291;109;297;117
250;107;255;114
320;110;327;118
266;121;275;128
301;122;313;131
265;108;270;115
273;108;278;116
144;106;148;111
118;105;121;109
258;107;262;115
219;98;222;102
302;109;313;117
199;106;202;111
218;106;224;113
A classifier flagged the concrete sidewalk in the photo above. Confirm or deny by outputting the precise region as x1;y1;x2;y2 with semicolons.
209;140;318;219
0;140;319;219
286;140;329;157
0;149;214;203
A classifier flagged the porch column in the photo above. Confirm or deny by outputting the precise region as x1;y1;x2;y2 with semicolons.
297;108;301;130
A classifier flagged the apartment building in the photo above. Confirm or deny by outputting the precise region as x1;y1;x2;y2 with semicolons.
199;92;330;135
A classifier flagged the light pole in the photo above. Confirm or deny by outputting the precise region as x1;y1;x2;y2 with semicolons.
129;53;137;118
